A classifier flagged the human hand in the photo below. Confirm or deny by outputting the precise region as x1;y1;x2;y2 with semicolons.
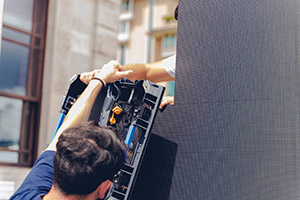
94;60;132;84
80;61;132;84
160;96;174;109
80;69;101;85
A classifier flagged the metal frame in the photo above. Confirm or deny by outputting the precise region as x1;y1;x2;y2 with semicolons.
0;0;48;167
0;0;4;52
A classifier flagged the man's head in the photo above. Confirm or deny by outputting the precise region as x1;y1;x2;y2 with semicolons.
174;4;178;20
53;121;126;199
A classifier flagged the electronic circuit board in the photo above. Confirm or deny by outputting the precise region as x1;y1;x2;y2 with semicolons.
98;79;165;200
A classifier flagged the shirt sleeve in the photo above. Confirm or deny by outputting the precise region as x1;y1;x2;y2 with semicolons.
10;151;55;200
162;54;176;79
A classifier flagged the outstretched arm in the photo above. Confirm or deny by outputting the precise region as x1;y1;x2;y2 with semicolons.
80;60;175;84
47;61;132;151
121;61;174;83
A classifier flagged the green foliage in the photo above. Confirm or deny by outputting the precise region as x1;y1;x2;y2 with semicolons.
163;15;175;22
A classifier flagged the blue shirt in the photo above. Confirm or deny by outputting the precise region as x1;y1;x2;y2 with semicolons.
10;151;55;200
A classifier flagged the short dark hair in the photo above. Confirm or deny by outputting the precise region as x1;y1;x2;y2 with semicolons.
53;121;126;195
174;5;178;20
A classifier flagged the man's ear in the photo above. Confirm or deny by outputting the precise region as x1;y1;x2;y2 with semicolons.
97;180;112;199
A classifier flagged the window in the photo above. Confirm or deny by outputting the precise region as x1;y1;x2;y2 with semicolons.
167;81;175;96
119;22;127;33
163;34;177;49
0;0;48;166
119;21;131;34
121;0;130;12
120;44;126;65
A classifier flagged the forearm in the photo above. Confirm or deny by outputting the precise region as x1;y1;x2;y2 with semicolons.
123;61;174;83
121;63;148;81
81;60;174;84
47;80;103;151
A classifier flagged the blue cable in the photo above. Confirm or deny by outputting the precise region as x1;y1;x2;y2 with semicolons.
49;113;66;143
124;125;136;147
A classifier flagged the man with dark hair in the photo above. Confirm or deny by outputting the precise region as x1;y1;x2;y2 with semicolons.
51;122;126;198
174;4;178;20
10;61;132;200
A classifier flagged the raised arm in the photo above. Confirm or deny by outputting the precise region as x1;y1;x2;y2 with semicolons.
80;59;175;84
47;61;132;151
121;61;174;83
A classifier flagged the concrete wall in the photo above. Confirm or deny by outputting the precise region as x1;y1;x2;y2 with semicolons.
38;0;121;154
153;0;177;28
127;0;148;63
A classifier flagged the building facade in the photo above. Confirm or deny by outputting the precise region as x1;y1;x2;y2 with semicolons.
117;0;177;96
0;0;177;196
0;0;49;166
0;0;121;166
0;0;121;196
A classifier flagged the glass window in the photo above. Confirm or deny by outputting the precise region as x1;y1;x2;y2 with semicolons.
121;0;130;12
120;44;126;65
3;0;34;32
121;2;126;11
164;35;169;48
2;27;31;44
167;81;175;96
119;22;126;33
0;40;30;96
0;97;22;150
0;0;48;166
171;35;177;47
0;152;18;163
163;35;177;49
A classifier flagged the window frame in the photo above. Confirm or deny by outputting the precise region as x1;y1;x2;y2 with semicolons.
0;0;48;167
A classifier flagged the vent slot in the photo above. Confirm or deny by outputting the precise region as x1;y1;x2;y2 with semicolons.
145;93;157;102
